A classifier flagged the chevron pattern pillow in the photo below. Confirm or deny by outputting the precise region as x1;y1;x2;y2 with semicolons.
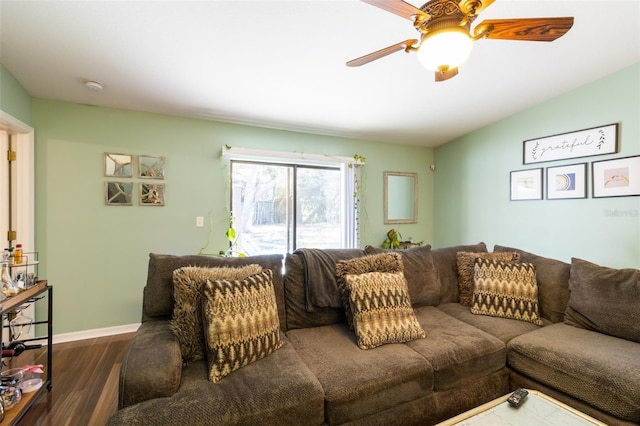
456;251;521;306
345;271;425;350
336;252;404;329
171;264;263;364
471;259;543;326
202;269;283;382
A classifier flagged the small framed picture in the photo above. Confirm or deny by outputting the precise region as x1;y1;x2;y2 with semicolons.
139;155;165;179
592;155;640;198
105;182;133;206
139;183;165;206
510;168;543;201
104;153;132;177
546;163;587;200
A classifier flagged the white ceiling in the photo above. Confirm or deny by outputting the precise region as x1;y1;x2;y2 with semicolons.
1;0;639;147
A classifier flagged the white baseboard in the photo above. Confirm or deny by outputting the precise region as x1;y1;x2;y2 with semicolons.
52;323;141;345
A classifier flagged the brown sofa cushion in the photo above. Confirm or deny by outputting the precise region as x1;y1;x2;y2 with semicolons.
336;252;403;328
286;323;433;425
438;302;541;344
202;269;283;383
470;259;543;326
364;244;440;307
508;323;640;423
170;264;262;363
408;306;506;391
110;335;326;425
493;245;570;323
345;271;425;349
564;257;640;343
432;242;488;304
456;251;520;306
284;248;365;330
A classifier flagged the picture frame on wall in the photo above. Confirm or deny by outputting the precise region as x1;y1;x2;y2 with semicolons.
592;155;640;198
139;183;165;206
104;153;133;177
546;163;587;200
105;182;133;206
510;168;543;201
139;155;165;179
523;123;618;164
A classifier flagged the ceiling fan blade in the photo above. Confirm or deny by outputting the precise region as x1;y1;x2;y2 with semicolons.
476;17;574;42
360;0;429;21
347;39;418;67
435;67;458;82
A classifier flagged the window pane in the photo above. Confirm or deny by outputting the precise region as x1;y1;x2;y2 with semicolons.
231;161;346;255
296;167;341;249
231;162;292;255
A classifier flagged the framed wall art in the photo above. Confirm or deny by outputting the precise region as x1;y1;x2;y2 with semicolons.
139;155;165;179
592;155;640;198
510;168;543;201
546;163;587;200
104;153;132;177
139;183;165;205
523;123;618;164
105;182;133;205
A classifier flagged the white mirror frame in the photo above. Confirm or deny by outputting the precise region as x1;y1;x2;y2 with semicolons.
384;171;418;224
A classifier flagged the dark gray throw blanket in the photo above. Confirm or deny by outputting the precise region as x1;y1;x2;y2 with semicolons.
298;248;364;312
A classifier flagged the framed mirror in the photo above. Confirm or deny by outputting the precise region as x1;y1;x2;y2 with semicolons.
104;153;132;177
105;182;133;206
384;172;418;224
139;155;165;179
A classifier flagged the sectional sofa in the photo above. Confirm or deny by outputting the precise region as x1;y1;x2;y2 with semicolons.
108;243;640;425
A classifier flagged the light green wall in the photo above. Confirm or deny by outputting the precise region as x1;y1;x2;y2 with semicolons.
434;63;640;269
32;100;434;334
0;64;32;125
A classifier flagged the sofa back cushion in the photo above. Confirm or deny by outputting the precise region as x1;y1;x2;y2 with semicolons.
431;242;488;304
494;245;569;323
284;248;365;330
564;257;640;343
364;244;440;307
142;253;285;330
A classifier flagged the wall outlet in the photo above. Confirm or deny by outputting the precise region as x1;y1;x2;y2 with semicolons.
196;216;204;228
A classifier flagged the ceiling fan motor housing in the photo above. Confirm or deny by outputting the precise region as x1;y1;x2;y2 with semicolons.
418;0;479;34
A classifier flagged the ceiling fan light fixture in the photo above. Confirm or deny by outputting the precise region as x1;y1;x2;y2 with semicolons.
417;27;473;72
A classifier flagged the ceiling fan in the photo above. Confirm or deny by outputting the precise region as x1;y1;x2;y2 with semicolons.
347;0;574;81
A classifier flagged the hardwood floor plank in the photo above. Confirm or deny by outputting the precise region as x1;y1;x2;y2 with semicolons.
13;332;134;426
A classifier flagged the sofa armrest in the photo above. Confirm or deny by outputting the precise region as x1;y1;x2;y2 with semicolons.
119;320;182;408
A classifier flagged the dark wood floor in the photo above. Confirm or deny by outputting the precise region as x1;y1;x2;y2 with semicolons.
7;332;134;426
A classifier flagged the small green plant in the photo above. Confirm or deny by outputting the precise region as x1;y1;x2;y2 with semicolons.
219;216;245;257
381;229;402;249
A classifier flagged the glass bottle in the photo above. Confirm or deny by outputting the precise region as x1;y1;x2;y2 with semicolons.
1;261;16;297
13;244;23;264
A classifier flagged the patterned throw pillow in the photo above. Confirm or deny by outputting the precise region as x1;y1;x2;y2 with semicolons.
457;252;520;306
345;271;425;350
170;264;263;364
471;259;543;326
336;253;403;329
202;269;283;382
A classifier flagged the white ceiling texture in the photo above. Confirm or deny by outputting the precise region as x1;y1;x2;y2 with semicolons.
1;0;639;147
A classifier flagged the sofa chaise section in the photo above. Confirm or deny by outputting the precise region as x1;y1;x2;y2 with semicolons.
508;323;640;425
109;332;325;425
